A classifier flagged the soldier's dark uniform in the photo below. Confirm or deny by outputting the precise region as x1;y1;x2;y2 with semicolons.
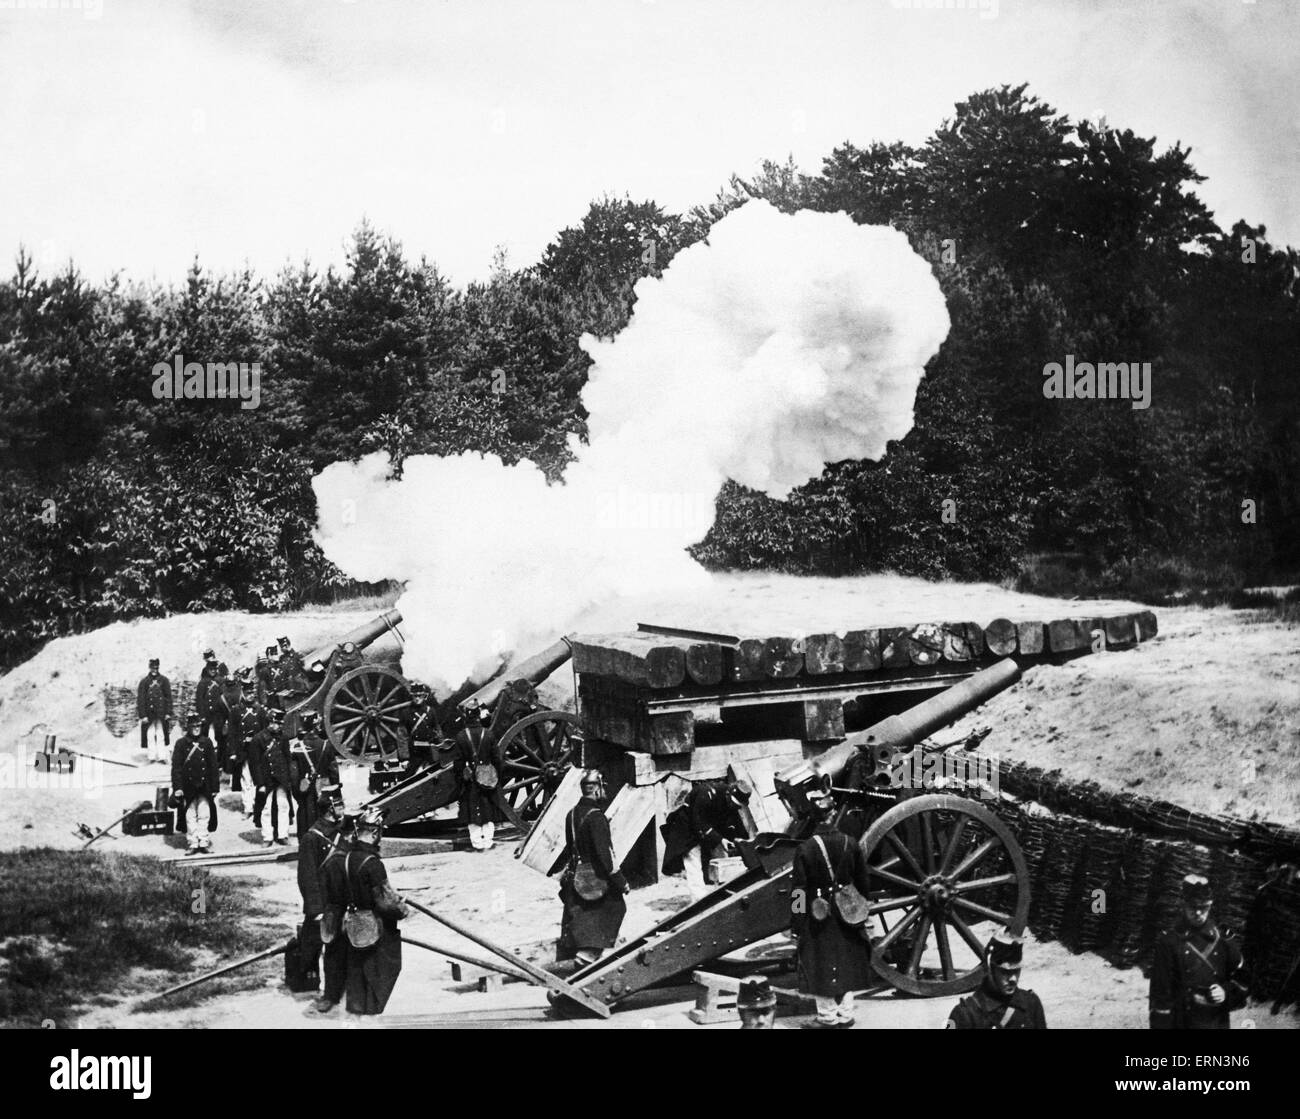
248;723;295;840
322;831;407;1015
1149;918;1244;1029
171;721;220;852
136;662;173;760
947;985;1048;1029
790;821;874;1007
297;795;342;994
316;824;353;1010
195;664;223;742
660;779;750;876
557;785;628;961
455;725;509;834
224;689;264;794
290;723;340;837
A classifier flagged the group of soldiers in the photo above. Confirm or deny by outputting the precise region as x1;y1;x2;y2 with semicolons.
136;640;340;853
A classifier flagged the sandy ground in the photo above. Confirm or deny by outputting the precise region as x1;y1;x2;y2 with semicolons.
73;844;1296;1031
2;572;1296;1028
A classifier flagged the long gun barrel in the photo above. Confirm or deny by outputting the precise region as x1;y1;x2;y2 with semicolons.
775;658;1021;813
303;607;404;674
458;636;574;713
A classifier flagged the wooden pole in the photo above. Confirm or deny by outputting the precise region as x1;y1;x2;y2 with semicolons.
81;808;138;849
400;935;528;982
404;897;612;1019
157;941;289;999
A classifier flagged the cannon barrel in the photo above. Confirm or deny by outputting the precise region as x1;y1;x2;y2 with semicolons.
303;607;403;673
776;658;1021;806
459;637;574;712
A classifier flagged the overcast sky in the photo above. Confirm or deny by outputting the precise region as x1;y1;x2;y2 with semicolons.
1;0;1295;286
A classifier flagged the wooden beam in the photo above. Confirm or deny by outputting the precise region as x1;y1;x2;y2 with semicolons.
1048;618;1086;653
879;627;911;668
570;636;686;689
983;618;1018;657
842;628;881;672
605;783;658;868
733;638;767;682
907;623;944;666
517;765;584;875
1103;613;1137;648
761;636;804;678
800;633;845;675
1016;620;1045;655
941;621;985;662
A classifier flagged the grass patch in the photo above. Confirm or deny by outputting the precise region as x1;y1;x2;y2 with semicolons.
0;848;278;1027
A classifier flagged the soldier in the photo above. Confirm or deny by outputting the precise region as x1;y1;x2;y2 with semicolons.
170;713;220;855
455;706;508;851
290;711;340;837
790;780;873;1028
136;657;173;763
298;788;345;1003
737;975;780;1030
946;929;1047;1029
398;683;441;775
661;777;752;893
557;769;629;966
277;635;308;695
321;807;409;1016
223;676;263;806
195;653;224;744
1149;874;1247;1029
206;662;233;769
314;809;356;1014
248;709;295;845
256;644;281;707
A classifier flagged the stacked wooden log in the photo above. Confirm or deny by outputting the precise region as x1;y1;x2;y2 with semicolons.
572;611;1157;756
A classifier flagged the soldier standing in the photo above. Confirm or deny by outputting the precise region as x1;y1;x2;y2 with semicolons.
455;707;508;851
946;929;1047;1029
248;710;295;845
291;711;339;837
789;781;873;1028
136;657;173;763
556;769;629;966
297;788;344;1004
171;713;220;855
1149;874;1247;1029
321;807;409;1016
195;651;222;740
224;676;263;808
256;644;281;707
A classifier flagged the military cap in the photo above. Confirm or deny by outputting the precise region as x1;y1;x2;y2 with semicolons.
737;975;776;1010
148;657;160;667
265;645;277;657
727;778;753;804
985;928;1024;968
278;636;292;647
186;712;203;726
1181;874;1212;905
203;649;216;660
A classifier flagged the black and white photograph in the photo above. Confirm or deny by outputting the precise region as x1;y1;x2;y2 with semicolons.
1;0;1297;1062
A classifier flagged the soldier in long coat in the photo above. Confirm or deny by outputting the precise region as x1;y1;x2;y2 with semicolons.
661;778;752;891
248;712;295;844
455;710;508;851
223;677;264;800
297;789;344;1002
557;769;629;964
789;783;873;1028
171;713;221;854
290;711;340;837
1149;874;1246;1029
195;653;223;741
321;809;408;1016
136;658;173;763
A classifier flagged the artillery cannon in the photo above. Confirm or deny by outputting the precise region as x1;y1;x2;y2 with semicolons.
558;658;1029;1012
285;609;581;826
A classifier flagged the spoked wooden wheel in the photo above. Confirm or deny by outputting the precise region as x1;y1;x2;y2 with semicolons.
861;794;1029;997
324;666;414;765
496;710;581;821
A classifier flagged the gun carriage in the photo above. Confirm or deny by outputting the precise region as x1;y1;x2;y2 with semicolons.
281;608;580;827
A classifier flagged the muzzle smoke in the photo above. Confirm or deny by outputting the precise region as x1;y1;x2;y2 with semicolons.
312;202;950;689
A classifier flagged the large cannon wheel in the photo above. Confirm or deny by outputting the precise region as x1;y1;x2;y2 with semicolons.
496;710;581;821
861;794;1030;997
324;666;414;765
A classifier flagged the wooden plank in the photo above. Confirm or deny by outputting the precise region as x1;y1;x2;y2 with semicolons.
800;633;845;675
570;636;685;689
517;765;584;874
679;641;726;687
728;757;792;834
732;638;766;682
647;711;695;755
983;618;1018;657
941;621;985;662
1103;613;1137;648
605;782;658;868
1077;617;1104;652
1048;618;1086;653
761;636;804;678
659;739;805;782
841;628;880;671
879;627;911;668
1016;621;1045;655
1135;610;1158;641
907;623;944;666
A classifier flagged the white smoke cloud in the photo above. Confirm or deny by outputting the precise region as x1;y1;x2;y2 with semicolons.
312;201;950;690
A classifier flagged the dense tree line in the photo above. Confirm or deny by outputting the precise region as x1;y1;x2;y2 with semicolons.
2;85;1296;666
